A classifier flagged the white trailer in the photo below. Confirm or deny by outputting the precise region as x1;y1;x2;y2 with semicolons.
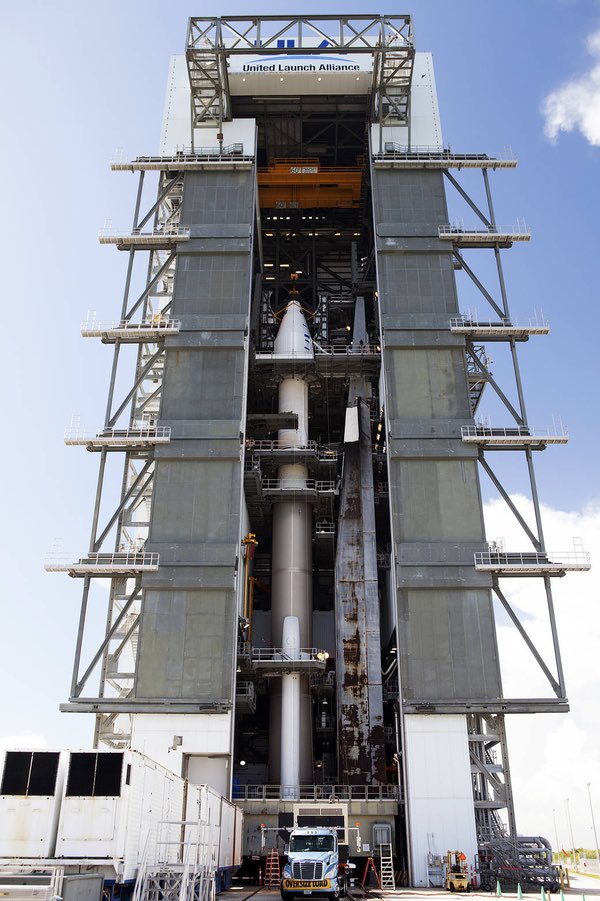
55;749;185;881
0;749;243;895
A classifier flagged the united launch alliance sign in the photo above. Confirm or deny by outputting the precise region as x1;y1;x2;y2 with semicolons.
229;52;372;95
239;55;363;73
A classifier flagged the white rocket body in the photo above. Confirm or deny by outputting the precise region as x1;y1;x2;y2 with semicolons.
270;299;314;790
280;616;301;799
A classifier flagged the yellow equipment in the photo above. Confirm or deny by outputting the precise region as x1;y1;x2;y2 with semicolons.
445;851;470;893
257;158;363;209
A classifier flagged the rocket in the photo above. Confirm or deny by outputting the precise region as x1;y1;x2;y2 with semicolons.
270;291;314;798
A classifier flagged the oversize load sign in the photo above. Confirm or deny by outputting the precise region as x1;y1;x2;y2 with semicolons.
282;879;332;890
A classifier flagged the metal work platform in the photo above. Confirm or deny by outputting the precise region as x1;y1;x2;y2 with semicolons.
98;226;190;249
439;224;531;247
64;426;171;450
450;316;549;340
474;549;590;574
261;478;338;500
251;647;328;674
44;551;160;577
374;145;517;169
246;439;338;467
461;425;568;448
254;344;381;380
111;145;253;171
81;317;180;342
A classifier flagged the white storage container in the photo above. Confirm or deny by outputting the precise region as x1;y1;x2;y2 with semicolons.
55;750;185;881
0;750;67;858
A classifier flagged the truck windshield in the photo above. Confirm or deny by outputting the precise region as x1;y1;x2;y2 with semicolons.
290;836;335;852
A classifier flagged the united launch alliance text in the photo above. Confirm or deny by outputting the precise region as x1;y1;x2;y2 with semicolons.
242;63;360;71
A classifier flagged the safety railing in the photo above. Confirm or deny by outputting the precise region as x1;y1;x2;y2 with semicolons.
439;221;531;241
315;343;381;356
81;317;180;335
261;479;337;492
44;551;160;572
251;647;330;662
64;425;171;444
450;314;549;333
111;144;252;167
245;438;338;462
98;225;190;244
233;784;400;802
315;521;335;534
246;438;316;452
461;425;568;444
160;143;246;158
375;143;516;163
474;549;590;572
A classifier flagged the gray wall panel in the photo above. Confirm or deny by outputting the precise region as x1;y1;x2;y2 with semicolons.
136;589;235;700
134;166;254;704
372;163;502;703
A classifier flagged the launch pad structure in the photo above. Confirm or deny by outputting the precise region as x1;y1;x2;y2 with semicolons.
43;12;590;889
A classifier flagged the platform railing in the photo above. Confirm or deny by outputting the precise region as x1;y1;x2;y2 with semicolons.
315;343;381;356
111;143;250;165
261;479;337;492
474;549;590;570
450;314;549;331
439;221;531;239
64;425;171;443
81;316;181;334
461;425;568;442
251;647;329;662
233;784;400;802
44;551;159;571
98;225;190;242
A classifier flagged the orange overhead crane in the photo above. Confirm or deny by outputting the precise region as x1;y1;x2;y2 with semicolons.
258;158;362;210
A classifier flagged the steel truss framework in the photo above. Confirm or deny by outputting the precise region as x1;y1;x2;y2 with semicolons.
186;15;414;129
439;165;577;711
63;167;184;747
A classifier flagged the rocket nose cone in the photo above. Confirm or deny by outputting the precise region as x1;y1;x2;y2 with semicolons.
274;300;314;358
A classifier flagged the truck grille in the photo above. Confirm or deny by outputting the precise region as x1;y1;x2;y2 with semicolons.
292;863;324;880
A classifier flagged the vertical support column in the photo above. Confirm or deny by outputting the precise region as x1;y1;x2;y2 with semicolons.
335;400;386;785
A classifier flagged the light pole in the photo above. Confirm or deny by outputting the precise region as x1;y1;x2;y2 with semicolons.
565;797;577;869
586;783;600;872
552;808;561;863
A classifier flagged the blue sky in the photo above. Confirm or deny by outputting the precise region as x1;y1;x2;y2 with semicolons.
1;0;599;850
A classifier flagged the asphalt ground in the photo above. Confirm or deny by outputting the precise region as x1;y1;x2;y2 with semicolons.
219;876;600;901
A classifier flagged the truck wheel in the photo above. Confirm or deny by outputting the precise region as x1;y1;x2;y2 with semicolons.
281;893;294;901
450;884;456;892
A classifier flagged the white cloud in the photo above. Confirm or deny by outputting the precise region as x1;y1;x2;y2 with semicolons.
482;495;600;848
542;28;600;145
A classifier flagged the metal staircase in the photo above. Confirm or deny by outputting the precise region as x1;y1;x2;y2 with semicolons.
133;820;217;901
